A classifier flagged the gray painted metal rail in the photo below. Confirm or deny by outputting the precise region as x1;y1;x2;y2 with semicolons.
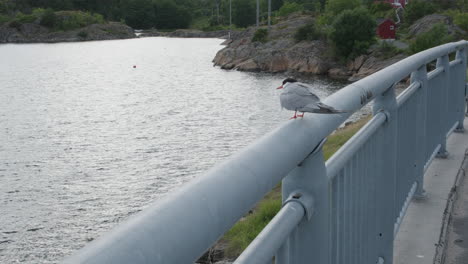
64;40;468;264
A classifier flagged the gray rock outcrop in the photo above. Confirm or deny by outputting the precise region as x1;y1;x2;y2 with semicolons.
212;14;332;75
0;22;135;43
139;29;236;38
408;14;466;38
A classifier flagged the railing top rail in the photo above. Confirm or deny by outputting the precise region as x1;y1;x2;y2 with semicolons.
65;40;468;264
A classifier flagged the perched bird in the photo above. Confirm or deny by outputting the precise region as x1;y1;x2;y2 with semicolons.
277;78;347;119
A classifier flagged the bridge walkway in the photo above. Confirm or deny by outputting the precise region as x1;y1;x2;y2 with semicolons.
394;117;468;264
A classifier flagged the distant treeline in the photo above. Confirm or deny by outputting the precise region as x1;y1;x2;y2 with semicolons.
0;0;330;29
1;0;465;30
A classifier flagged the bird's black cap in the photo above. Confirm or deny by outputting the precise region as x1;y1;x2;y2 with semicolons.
282;78;298;85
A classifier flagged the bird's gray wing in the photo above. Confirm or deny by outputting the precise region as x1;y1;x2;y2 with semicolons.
280;85;321;111
294;83;321;101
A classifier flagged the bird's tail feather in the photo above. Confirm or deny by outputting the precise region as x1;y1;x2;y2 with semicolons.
315;103;348;114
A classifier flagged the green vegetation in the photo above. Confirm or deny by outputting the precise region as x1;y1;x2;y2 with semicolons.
55;11;105;30
277;1;304;17
294;22;322;42
325;0;361;16
15;13;37;23
444;9;468;31
77;30;88;39
375;41;403;59
39;8;57;28
252;28;269;43
0;14;8;25
330;8;376;59
223;116;371;256
409;23;453;54
403;0;437;25
232;0;256;28
369;1;394;19
224;194;281;257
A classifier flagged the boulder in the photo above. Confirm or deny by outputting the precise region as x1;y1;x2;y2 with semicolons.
235;59;260;71
328;67;352;79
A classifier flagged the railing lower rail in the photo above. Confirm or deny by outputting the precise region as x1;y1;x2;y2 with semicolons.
64;40;468;264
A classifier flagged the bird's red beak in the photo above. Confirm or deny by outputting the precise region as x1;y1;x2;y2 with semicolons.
276;85;283;89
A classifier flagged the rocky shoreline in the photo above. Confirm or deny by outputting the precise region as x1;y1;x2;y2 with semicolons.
212;13;467;82
0;22;135;43
212;14;409;82
138;28;239;39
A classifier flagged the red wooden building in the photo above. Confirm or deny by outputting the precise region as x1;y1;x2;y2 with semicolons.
377;19;396;39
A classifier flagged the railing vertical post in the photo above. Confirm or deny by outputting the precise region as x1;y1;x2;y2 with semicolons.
436;55;450;158
372;85;397;264
277;144;329;264
455;47;467;130
411;66;428;197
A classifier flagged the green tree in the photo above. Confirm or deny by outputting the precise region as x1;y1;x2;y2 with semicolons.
409;23;453;54
329;7;376;59
122;0;155;29
40;8;57;28
154;0;192;29
404;0;436;25
232;0;255;28
277;1;304;17
272;0;284;11
325;0;361;15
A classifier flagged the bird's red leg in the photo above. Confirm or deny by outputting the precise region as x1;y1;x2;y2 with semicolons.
290;110;297;119
297;112;305;118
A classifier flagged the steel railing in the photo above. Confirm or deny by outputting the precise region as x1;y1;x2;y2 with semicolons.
64;40;468;264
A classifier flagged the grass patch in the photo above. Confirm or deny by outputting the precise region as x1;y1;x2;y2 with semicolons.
223;116;370;257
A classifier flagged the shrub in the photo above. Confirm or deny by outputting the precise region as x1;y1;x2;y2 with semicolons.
404;0;436;25
55;11;105;31
330;8;377;59
375;41;403;59
32;8;47;18
77;31;88;39
445;9;468;31
325;0;361;16
454;12;468;31
8;20;22;30
369;1;393;17
16;13;37;24
294;22;322;42
277;1;304;17
409;23;453;54
252;28;268;43
0;14;9;25
40;9;57;28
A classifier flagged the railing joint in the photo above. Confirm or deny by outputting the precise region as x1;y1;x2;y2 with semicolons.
376;109;391;122
283;190;314;221
298;137;327;167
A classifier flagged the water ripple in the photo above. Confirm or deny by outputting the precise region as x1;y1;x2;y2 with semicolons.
0;37;350;263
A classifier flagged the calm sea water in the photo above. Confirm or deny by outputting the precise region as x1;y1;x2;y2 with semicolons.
0;37;348;263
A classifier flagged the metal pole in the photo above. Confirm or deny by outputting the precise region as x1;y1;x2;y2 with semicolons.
372;84;398;264
277;142;330;264
229;0;232;39
455;48;467;129
411;65;428;198
268;0;271;28
435;55;450;158
256;0;259;27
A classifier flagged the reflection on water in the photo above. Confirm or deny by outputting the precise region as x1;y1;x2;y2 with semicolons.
0;37;349;263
